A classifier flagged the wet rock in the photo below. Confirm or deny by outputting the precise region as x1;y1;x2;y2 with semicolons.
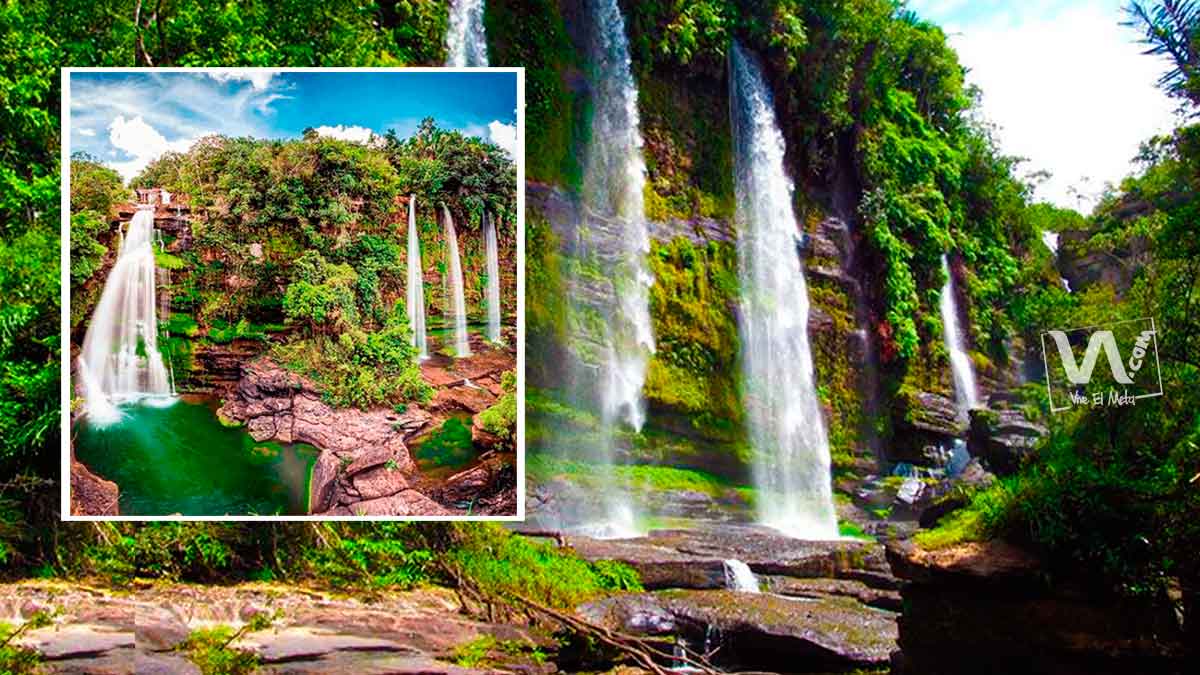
891;390;967;463
308;452;343;514
764;576;903;612
135;606;190;651
564;524;894;590
351;465;410;500
968;407;1047;475
887;538;1188;674
432;453;517;515
137;652;202;675
70;453;119;516
582;590;897;671
343;490;454;516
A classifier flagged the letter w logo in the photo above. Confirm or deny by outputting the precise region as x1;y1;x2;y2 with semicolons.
1046;331;1133;385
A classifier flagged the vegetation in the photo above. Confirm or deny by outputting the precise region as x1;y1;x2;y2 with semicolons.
477;370;518;445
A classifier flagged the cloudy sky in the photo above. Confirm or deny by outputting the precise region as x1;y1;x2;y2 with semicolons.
69;69;519;183
908;0;1182;212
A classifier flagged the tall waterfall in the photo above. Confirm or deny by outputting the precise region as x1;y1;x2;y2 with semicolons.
445;0;488;67
940;255;978;412
407;195;428;360
78;206;174;425
562;0;655;537
484;211;502;343
729;42;838;539
442;204;471;357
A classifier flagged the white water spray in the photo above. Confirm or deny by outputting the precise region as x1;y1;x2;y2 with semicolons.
730;42;838;539
407;195;428;360
940;254;978;413
723;559;761;593
565;0;656;538
79;206;175;425
442;205;471;358
445;0;488;67
484;211;502;343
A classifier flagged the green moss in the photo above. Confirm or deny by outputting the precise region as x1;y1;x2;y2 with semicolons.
529;454;749;500
155;250;187;270
644;237;743;438
638;69;735;221
163;313;199;337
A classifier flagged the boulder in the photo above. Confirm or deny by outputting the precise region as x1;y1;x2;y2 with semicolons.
580;590;898;672
70;453;119;516
891;390;967;463
343;490;455;517
350;465;409;500
968;407;1046;475
563;524;895;591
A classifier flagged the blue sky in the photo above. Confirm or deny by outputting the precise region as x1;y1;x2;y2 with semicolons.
907;0;1181;211
70;69;518;182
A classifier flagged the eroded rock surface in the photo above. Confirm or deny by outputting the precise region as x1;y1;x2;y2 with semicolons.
1;582;548;675
69;452;119;516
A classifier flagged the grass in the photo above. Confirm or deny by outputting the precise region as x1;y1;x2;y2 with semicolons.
527;454;749;499
838;521;874;541
452;635;547;669
912;481;1016;550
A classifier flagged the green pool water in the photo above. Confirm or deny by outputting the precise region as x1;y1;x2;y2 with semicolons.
74;398;319;516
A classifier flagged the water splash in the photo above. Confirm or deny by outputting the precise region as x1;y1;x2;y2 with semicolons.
940;254;978;413
558;0;655;538
729;42;838;539
79;206;175;425
445;0;488;67
442;204;471;358
722;559;761;593
484;211;502;343
407;195;428;359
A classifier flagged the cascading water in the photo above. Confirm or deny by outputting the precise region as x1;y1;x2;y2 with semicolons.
78;206;175;425
442;204;471;358
722;559;761;593
562;0;655;537
407;195;428;360
729;42;838;539
939;254;978;413
445;0;488;67
484;211;502;343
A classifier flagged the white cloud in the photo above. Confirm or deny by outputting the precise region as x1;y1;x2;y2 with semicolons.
946;2;1179;211
207;69;280;91
77;127;95;137
487;120;517;156
107;115;195;181
313;124;377;144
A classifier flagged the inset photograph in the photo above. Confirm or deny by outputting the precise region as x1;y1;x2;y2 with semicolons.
63;68;521;519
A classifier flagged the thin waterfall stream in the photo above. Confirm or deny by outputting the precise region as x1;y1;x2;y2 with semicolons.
729;41;838;539
78;205;175;425
940;254;978;414
484;211;502;343
559;0;656;537
442;204;471;358
445;0;488;67
407;195;429;359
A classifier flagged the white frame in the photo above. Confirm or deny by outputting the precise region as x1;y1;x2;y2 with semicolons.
60;66;526;522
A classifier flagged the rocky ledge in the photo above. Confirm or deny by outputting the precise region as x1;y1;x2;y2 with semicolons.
559;524;895;591
886;538;1189;675
2;581;552;675
580;589;898;672
218;358;514;517
69;451;120;516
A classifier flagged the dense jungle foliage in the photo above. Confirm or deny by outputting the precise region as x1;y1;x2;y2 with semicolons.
0;0;1197;638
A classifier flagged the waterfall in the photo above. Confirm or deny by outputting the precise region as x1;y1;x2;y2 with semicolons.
407;195;428;360
561;0;655;537
722;559;761;593
729;42;838;540
442;204;471;358
445;0;488;67
484;211;502;343
940;254;978;413
78;206;174;425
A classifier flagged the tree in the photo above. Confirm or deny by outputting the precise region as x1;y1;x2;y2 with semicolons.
1126;1;1200;109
